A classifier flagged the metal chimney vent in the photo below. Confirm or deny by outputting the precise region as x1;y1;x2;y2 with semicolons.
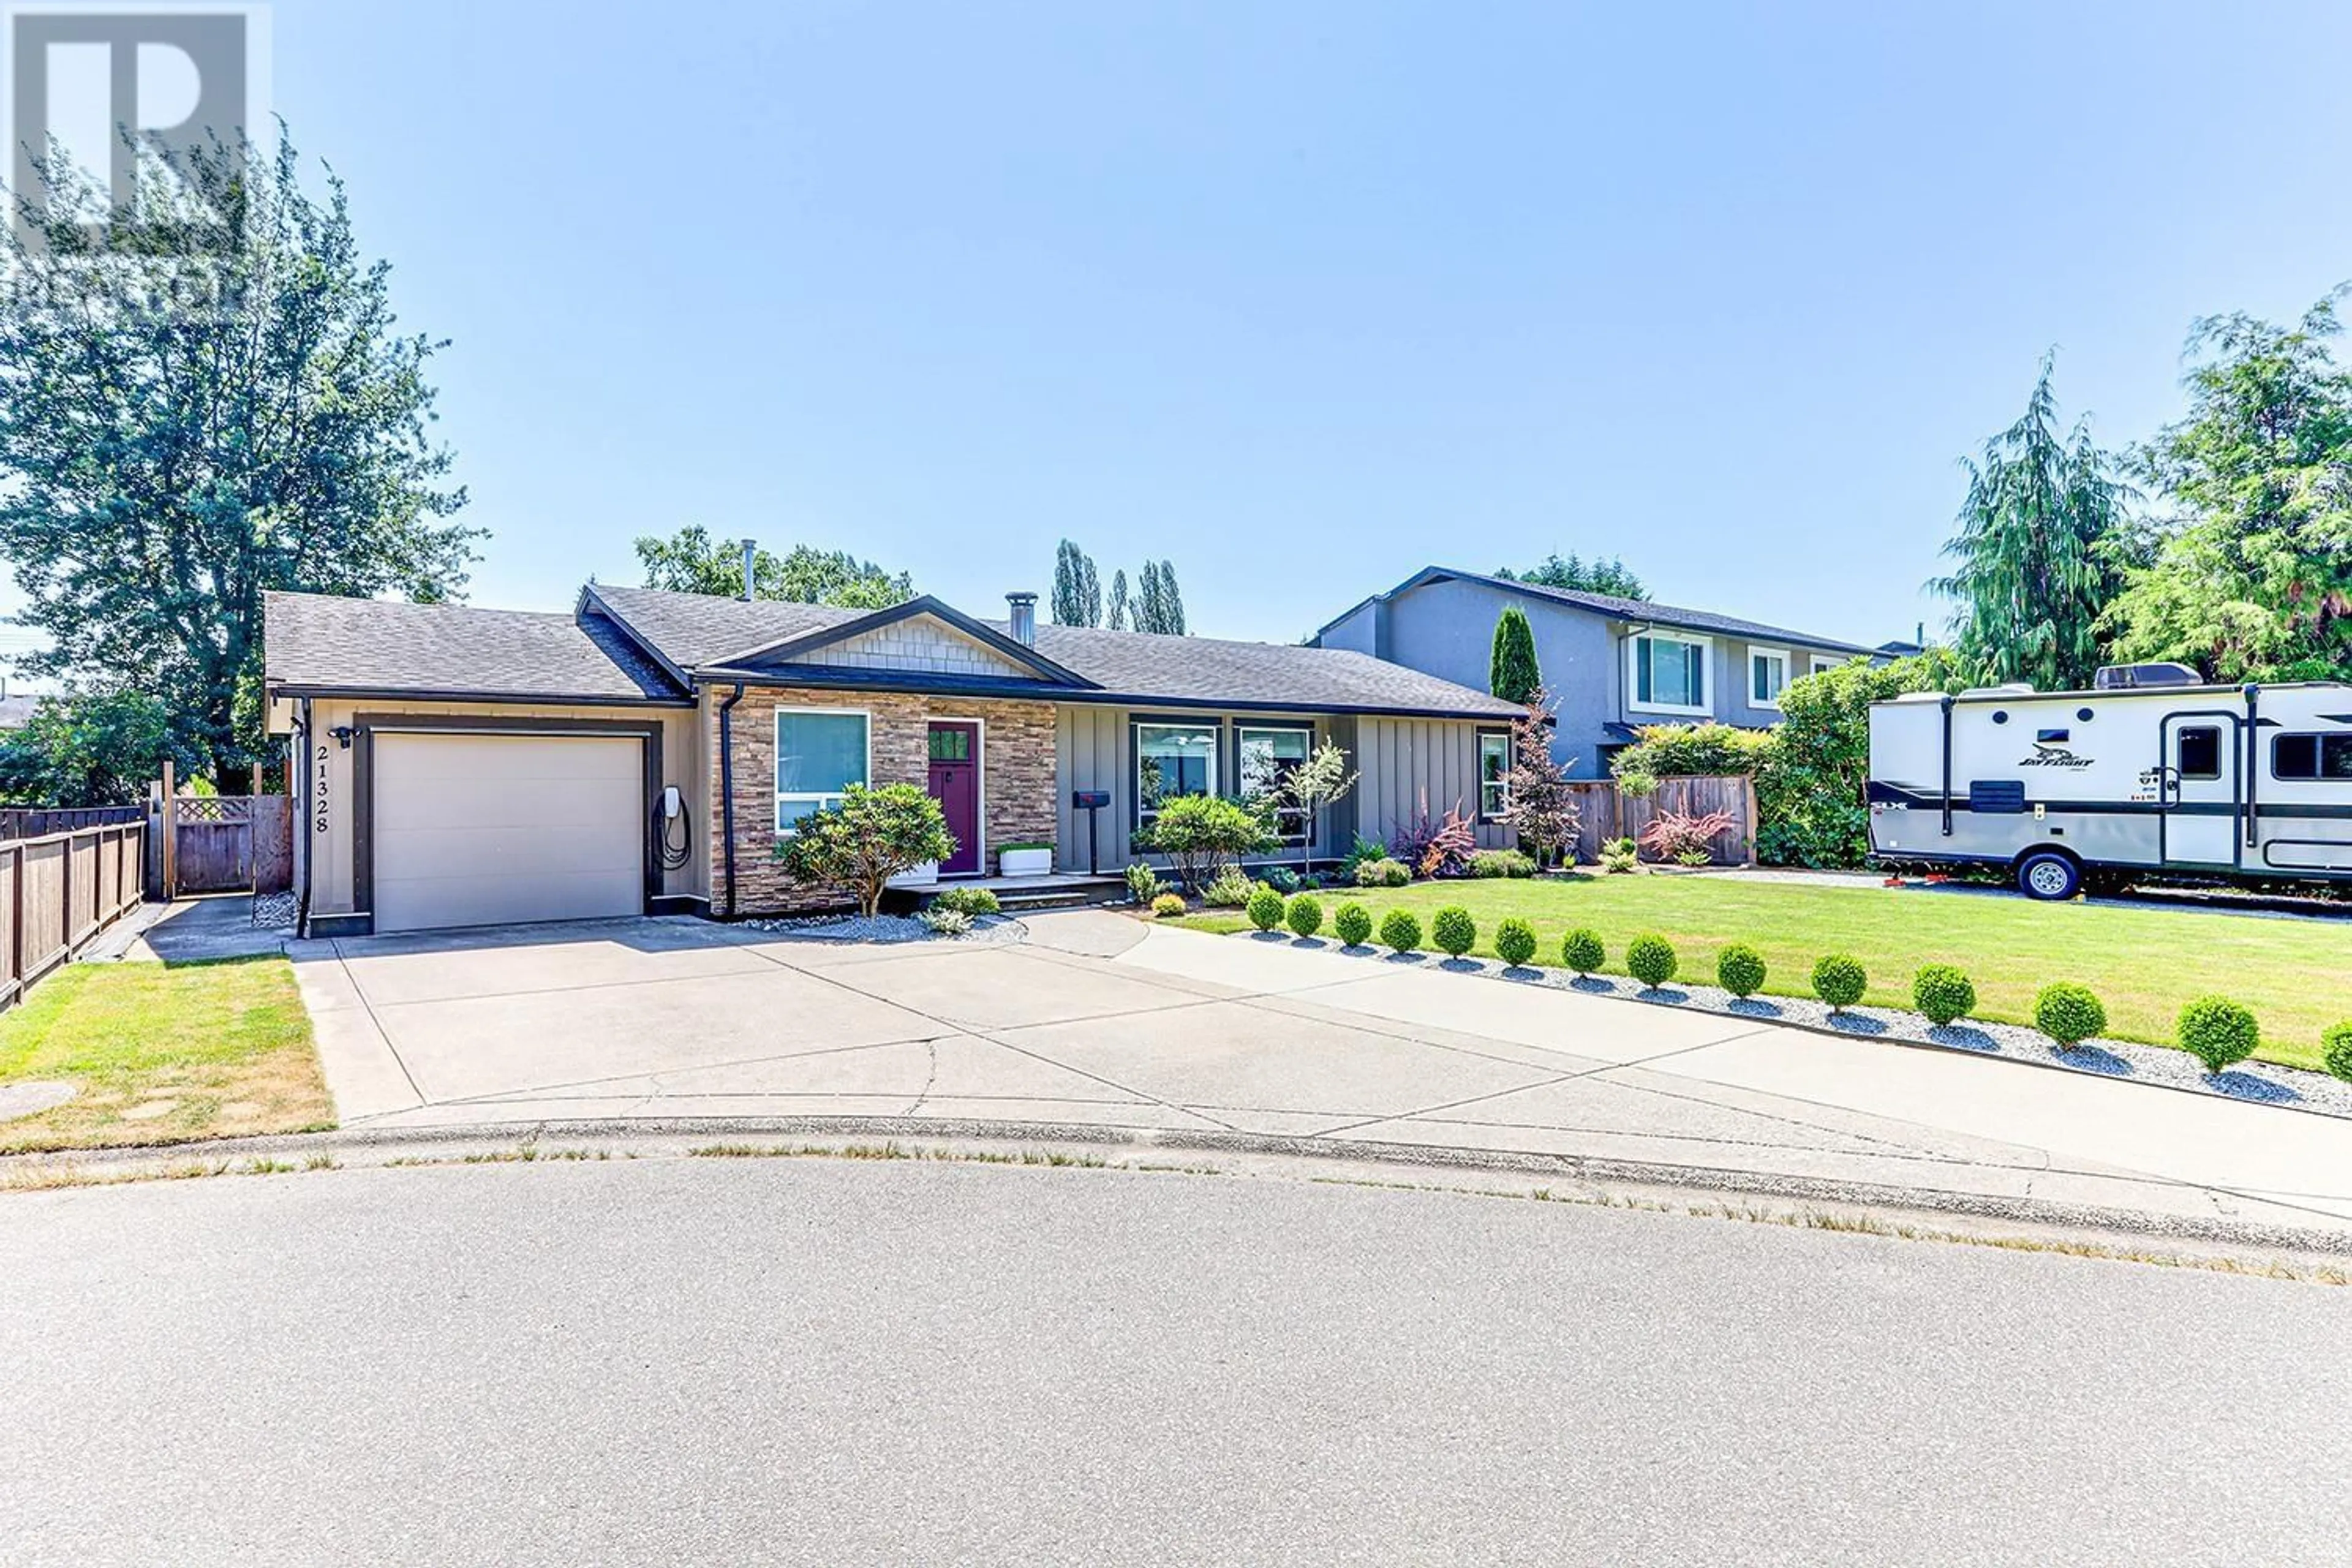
1006;592;1038;646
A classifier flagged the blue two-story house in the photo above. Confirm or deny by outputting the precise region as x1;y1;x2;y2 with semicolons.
1312;567;1881;781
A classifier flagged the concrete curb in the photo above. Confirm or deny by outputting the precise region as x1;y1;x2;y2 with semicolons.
9;1113;2350;1258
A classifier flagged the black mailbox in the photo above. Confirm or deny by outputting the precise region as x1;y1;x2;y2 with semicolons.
1069;790;1111;875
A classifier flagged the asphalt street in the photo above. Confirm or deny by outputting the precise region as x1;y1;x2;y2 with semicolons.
2;1158;2345;1566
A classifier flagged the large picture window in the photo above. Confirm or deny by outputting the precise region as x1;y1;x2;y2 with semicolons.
1631;633;1709;714
776;709;869;832
1135;720;1218;825
1237;724;1313;842
1478;730;1511;820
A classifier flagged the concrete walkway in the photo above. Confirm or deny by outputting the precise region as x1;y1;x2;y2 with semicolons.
274;909;2352;1240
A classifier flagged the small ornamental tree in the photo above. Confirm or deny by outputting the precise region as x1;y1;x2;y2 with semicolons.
1497;688;1581;869
1142;794;1275;894
1490;606;1542;704
775;783;956;917
1277;740;1358;875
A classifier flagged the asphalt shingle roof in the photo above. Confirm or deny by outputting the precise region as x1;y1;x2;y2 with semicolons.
263;592;686;702
592;584;1520;715
1328;567;1879;656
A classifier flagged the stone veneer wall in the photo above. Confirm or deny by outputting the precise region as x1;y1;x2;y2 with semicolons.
710;686;1058;914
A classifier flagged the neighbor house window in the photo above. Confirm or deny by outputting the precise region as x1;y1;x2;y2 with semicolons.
1630;633;1709;714
1478;730;1511;820
2271;733;2352;781
1237;723;1313;842
1749;648;1790;709
775;708;869;832
1134;720;1218;826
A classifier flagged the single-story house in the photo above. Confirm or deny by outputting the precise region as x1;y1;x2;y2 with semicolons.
263;584;1520;935
1311;566;1883;779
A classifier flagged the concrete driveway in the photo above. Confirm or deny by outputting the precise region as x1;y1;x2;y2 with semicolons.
289;911;2352;1237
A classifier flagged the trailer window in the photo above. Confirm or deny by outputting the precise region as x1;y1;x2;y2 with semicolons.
2271;734;2352;782
2176;726;2221;781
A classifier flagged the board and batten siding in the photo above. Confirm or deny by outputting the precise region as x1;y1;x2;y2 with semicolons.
1354;715;1513;853
1052;705;1500;874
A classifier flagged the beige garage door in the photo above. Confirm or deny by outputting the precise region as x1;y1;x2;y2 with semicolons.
372;732;644;933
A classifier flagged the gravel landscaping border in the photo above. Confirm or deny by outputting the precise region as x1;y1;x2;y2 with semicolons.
737;913;1030;947
1224;929;2352;1121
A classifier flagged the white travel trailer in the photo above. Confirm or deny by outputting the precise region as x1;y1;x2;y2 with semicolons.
1868;664;2352;899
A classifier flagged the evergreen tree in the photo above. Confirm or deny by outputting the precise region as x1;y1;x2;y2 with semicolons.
1931;355;2135;690
1107;569;1129;630
1052;540;1102;625
1489;606;1541;703
1499;554;1649;600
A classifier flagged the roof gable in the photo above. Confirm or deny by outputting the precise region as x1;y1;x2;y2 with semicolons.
701;597;1096;687
1320;567;1879;657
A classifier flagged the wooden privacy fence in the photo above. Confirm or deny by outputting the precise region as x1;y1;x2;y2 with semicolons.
148;794;293;898
1564;774;1757;865
0;818;146;1013
0;804;144;840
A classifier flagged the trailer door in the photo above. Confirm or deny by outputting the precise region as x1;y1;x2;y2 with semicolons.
2159;717;2239;869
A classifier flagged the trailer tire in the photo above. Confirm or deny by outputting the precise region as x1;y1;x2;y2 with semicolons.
2016;850;2082;902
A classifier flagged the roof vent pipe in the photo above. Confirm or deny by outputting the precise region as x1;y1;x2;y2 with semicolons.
740;539;757;601
1006;592;1037;646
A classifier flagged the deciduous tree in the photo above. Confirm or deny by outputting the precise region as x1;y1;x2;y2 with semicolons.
632;526;913;608
0;133;476;782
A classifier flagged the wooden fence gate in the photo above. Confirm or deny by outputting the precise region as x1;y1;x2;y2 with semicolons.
172;796;254;892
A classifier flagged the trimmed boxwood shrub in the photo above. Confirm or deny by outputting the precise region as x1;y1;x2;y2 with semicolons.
2176;996;2258;1074
1716;943;1766;998
1561;928;1605;974
1378;908;1423;954
1150;892;1187;918
1431;906;1477;957
2034;982;2107;1049
1626;934;1677;989
1494;917;1539;968
2323;1022;2352;1084
1811;954;1867;1012
1912;964;1976;1026
1284;894;1324;939
1332;902;1374;947
1245;884;1286;932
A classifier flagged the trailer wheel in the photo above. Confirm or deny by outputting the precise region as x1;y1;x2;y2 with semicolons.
2016;851;2081;902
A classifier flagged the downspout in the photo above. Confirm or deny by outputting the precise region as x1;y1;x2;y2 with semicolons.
1939;693;1954;838
717;682;746;919
2242;683;2260;853
294;696;314;936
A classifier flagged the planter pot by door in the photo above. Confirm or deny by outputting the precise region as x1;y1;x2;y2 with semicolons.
926;722;982;878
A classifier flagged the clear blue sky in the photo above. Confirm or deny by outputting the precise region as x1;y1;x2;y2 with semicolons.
232;2;2352;647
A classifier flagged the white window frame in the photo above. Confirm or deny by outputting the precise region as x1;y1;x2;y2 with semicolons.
1808;652;1845;677
1477;729;1512;821
775;706;871;835
1747;646;1790;711
1627;631;1713;717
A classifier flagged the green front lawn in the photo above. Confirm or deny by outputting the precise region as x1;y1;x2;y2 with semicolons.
1174;874;2352;1071
0;957;332;1155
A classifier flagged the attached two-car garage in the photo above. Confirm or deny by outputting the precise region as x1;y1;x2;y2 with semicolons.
369;731;648;935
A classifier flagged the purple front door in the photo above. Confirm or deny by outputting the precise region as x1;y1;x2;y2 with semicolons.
927;722;982;876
